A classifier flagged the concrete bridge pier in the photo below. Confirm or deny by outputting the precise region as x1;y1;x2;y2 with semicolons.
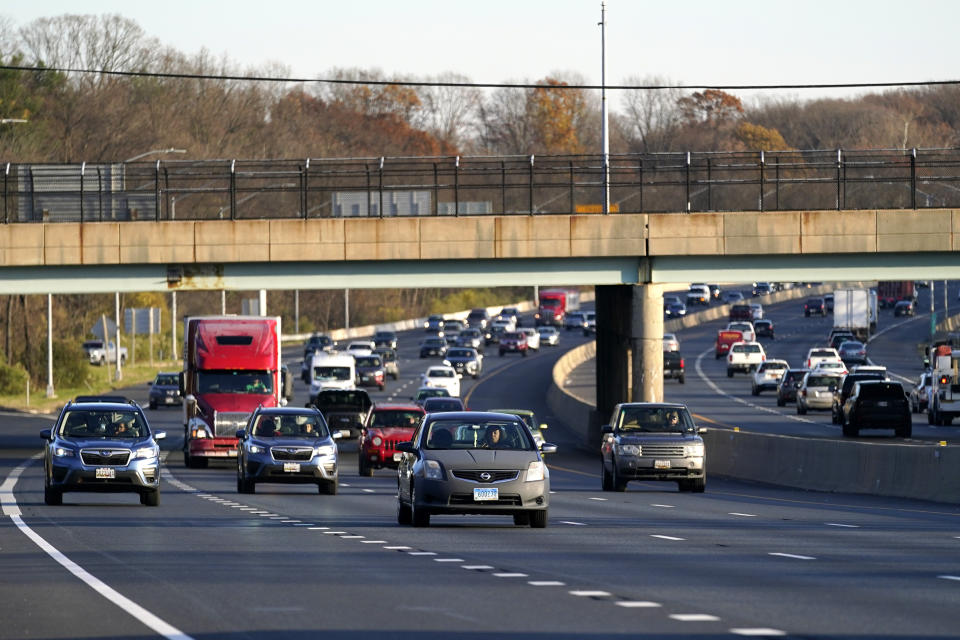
590;283;663;441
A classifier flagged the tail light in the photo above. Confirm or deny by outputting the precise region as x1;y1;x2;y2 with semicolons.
680;358;685;368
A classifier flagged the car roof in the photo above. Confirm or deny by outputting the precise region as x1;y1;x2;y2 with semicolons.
257;406;323;415
371;403;424;412
487;408;533;416
68;401;139;410
424;410;523;422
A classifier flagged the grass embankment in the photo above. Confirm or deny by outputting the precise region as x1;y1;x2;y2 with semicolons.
1;361;178;414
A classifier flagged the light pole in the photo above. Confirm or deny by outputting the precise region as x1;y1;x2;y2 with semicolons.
599;2;610;214
124;147;186;163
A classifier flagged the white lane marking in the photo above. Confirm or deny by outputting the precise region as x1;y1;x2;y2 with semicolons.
826;522;859;528
731;628;787;636
650;535;685;541
529;581;566;586
570;590;611;597
769;552;816;560
616;601;662;608
651;504;675;508
433;558;464;562
293;524;314;527
385;546;411;550
340;535;364;539
493;573;528;578
729;512;757;517
323;531;347;535
308;526;329;530
408;551;437;556
340;483;351;487
588;497;608;501
938;575;960;581
671;613;721;622
362;489;375;493
2;455;193;640
462;565;494;570
281;520;301;523
561;521;587;526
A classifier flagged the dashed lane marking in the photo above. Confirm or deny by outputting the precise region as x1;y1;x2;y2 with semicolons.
650;535;685;541
570;590;612;598
769;552;816;560
670;614;721;622
529;581;566;586
731;629;787;636
616;601;662;608
826;522;859;528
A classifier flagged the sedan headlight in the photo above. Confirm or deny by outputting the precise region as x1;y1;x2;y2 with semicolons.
248;444;265;454
525;460;545;482
684;443;705;457
53;446;75;457
617;444;641;456
314;444;336;457
134;445;159;460
423;459;443;480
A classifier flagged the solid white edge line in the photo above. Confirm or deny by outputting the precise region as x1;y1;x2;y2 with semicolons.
3;455;193;640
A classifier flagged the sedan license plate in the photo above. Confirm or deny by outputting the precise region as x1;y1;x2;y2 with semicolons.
878;401;888;407
164;397;174;404
283;463;301;473
473;487;498;501
95;467;115;479
654;460;671;470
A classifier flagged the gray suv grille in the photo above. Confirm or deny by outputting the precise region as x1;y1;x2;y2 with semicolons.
640;444;685;457
80;449;132;466
271;447;314;462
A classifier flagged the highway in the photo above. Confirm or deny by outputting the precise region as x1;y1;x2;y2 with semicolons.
2;294;959;639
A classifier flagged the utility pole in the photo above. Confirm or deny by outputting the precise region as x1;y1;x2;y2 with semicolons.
599;1;610;214
46;294;54;398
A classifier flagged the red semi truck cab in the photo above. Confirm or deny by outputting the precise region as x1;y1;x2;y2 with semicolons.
535;289;581;327
180;315;282;468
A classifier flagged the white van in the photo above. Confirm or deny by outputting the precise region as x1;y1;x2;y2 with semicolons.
308;352;356;404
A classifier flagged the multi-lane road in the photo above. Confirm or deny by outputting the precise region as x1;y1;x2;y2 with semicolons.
2;291;959;639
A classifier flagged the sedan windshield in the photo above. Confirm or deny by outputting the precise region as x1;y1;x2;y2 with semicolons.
616;407;694;434
425;419;533;450
61;410;148;438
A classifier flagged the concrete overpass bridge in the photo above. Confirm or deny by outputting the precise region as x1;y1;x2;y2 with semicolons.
2;208;959;420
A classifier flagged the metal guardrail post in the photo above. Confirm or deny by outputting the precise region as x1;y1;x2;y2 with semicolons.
80;162;86;223
707;156;712;211
759;151;765;212
3;162;8;223
685;152;691;213
775;157;780;210
836;149;842;210
378;156;384;219
432;162;438;216
301;158;309;219
229;159;237;220
97;167;103;221
528;155;534;215
500;160;506;215
638;159;643;212
910;148;917;209
154;160;161;221
365;162;372;216
569;161;575;214
454;156;460;217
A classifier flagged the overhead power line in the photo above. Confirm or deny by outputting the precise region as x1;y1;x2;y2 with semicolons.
1;64;958;92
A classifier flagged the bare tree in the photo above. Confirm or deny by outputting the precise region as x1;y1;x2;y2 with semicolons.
412;72;481;152
619;75;684;152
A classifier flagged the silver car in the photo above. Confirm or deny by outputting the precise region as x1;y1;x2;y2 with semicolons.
236;407;341;494
797;372;842;414
396;412;556;528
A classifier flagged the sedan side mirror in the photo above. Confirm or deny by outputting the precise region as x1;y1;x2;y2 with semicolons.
697;427;708;434
235;429;246;440
396;441;416;455
601;425;614;435
154;431;167;441
540;443;558;454
40;429;52;440
332;430;345;440
539;423;548;430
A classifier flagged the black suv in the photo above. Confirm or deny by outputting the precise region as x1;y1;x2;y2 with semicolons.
831;371;887;423
663;351;685;384
466;308;490;329
841;380;911;438
776;368;809;406
310;388;372;438
804;298;825;316
41;400;166;506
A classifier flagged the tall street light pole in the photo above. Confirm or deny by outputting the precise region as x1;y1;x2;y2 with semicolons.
599;2;610;214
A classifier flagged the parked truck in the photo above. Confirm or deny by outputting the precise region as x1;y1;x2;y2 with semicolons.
929;344;960;426
877;281;916;308
833;288;876;341
82;339;128;366
180;315;282;468
535;288;581;327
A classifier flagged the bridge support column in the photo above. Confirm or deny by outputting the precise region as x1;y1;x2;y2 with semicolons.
591;284;663;443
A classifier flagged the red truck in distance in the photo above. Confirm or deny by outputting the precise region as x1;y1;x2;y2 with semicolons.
877;281;916;308
535;289;581;327
180;315;282;468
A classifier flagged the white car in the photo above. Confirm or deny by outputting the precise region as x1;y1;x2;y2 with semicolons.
726;321;756;343
519;327;541;350
490;319;515;333
805;347;842;369
813;360;848;376
751;359;789;395
663;333;680;352
420;365;461;397
347;341;375;355
750;303;764;320
727;341;766;377
537;325;560;346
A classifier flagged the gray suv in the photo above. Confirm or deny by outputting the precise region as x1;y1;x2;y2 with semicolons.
600;402;706;492
41;400;166;506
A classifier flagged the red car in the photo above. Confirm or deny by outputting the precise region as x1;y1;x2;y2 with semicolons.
358;404;425;476
499;331;528;357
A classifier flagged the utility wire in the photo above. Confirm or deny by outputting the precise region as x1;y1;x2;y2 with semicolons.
1;64;958;92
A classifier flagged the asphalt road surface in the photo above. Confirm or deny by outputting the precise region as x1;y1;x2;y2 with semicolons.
2;298;959;639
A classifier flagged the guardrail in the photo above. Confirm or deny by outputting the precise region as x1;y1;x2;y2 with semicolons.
5;148;960;222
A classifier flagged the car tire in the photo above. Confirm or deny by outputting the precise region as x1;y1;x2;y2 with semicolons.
601;459;613;491
777;396;785;407
678;374;685;384
727;369;734;378
513;512;531;526
841;417;857;437
358;458;373;477
896;422;912;438
411;484;430;527
928;409;936;425
797;404;807;415
751;385;758;396
378;384;385;391
397;496;412;525
529;510;548;529
44;483;62;506
141;490;160;506
612;463;628;492
149;400;157;410
690;477;706;493
522;350;527;357
499;351;504;357
319;479;338;495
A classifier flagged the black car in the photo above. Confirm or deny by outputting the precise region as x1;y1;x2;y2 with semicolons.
443;347;482;379
373;330;398;350
754;319;775;339
894;300;915;317
776;368;809;406
466;308;490;329
236;406;341;494
148;372;182;409
484;324;509;346
310;388;372;438
354;354;386;390
663;350;685;384
841;380;911;438
729;304;753;321
419;337;448;358
804;297;825;316
831;371;887;424
421;397;467;413
304;334;335;358
41;400;166;506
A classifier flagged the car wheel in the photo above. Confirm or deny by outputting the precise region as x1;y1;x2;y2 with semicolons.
358;458;373;477
397;497;412;525
601;458;613;491
896;422;912;438
529;509;548;529
411;484;430;527
777;396;785;407
522;350;527;357
99;356;106;365
751;385;758;396
141;490;160;506
499;351;504;357
149;400;157;410
612;463;627;492
44;483;62;506
928;409;935;425
727;369;734;378
841;417;857;437
677;479;691;492
513;512;530;526
797;403;807;415
319;479;338;495
678;374;685;384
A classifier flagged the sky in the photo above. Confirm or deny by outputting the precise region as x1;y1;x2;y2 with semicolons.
3;1;959;103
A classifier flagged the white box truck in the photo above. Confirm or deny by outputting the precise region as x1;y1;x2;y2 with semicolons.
833;288;872;341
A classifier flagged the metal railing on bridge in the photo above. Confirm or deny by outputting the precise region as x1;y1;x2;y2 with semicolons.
4;148;960;223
